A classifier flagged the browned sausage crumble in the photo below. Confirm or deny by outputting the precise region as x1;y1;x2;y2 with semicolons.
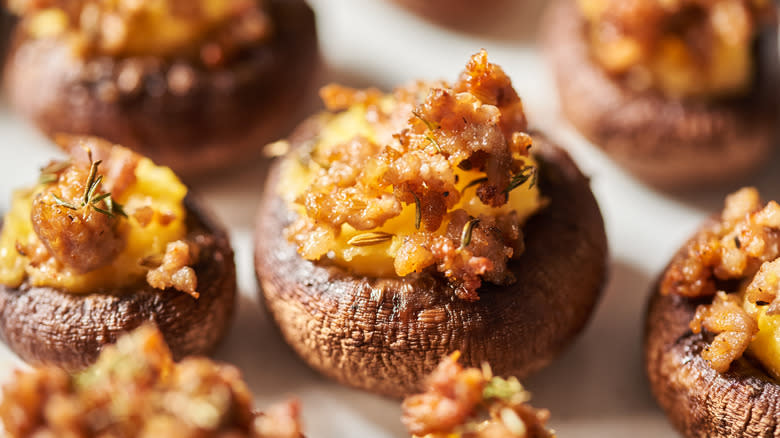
661;187;780;372
29;149;130;275
9;0;272;67
146;240;200;298
578;0;775;98
0;326;304;438
283;51;545;301
0;137;199;297
402;352;554;438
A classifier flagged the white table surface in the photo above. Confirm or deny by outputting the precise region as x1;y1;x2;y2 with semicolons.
3;1;780;436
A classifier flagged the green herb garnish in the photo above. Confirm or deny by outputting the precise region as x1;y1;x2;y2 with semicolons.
505;166;537;194
51;152;127;218
412;110;443;153
347;231;395;247
460;218;480;250
412;110;439;132
463;177;488;191
425;135;443;153
38;160;71;185
413;193;421;230
483;376;530;404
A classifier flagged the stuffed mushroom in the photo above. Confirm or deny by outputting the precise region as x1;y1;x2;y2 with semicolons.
646;187;780;437
254;51;608;397
542;0;778;188
0;325;304;438
3;0;320;177
0;136;236;371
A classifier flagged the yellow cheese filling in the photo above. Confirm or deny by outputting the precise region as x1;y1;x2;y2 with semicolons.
0;158;187;293
577;0;760;98
743;288;780;379
22;0;259;57
279;101;544;278
747;309;780;378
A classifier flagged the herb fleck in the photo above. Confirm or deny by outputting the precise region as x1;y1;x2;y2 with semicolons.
348;231;395;247
460;218;480;250
51;151;127;218
463;177;488;191
413;193;421;230
38;160;71;185
413;110;443;153
483;376;530;404
505;165;538;194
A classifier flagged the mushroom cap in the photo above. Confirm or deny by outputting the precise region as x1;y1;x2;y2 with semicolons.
2;0;320;178
0;7;15;67
254;117;608;398
541;0;778;189
0;195;237;372
390;0;515;27
645;228;780;437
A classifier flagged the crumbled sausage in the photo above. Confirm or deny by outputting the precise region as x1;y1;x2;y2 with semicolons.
402;353;486;435
662;187;780;298
147;240;199;298
690;292;758;373
0;326;304;438
428;210;517;301
745;258;780;315
30;160;125;274
253;399;305;438
402;353;554;438
286;51;541;299
664;187;780;373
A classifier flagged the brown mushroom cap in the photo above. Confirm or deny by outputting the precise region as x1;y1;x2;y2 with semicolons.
2;0;320;178
0;7;15;67
645;231;780;438
541;0;778;189
390;0;515;27
0;195;237;372
254;117;608;398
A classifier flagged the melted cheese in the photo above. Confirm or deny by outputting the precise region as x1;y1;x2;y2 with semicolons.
742;293;780;379
0;158;187;293
279;102;544;278
26;0;253;57
579;0;755;98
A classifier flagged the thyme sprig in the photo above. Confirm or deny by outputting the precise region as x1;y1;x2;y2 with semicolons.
38;160;71;185
412;110;443;153
51;153;127;218
463;177;488;191
412;110;439;132
425;135;442;153
463;164;538;195
460;218;480;250
505;165;537;194
347;231;395;247
413;193;421;230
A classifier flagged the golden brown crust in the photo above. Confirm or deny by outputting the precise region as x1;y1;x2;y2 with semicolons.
541;0;778;189
254;117;607;397
645;225;780;438
3;0;320;178
0;195;236;372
